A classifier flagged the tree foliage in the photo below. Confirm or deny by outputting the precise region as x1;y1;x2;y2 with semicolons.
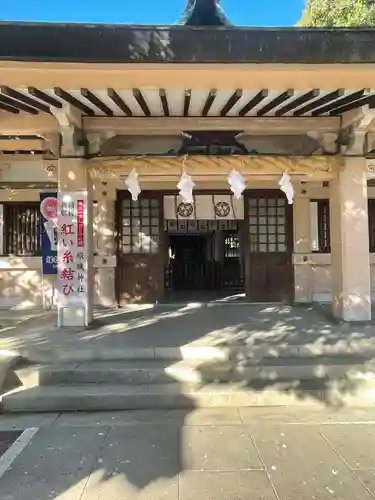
298;0;375;27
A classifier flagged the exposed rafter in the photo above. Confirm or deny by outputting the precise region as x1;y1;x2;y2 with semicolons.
54;87;95;116
81;88;113;116
0;87;372;118
0;93;38;114
183;89;192;117
294;89;345;116
275;89;320;117
220;89;242;116
1;86;50;113
107;89;132;116
27;87;63;108
238;90;268;117
133;89;151;117
0;102;19;114
312;89;366;116
159;89;170;117
331;95;375;116
257;90;294;117
202;90;217;117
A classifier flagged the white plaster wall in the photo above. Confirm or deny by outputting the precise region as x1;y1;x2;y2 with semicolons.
0;257;47;308
0;258;117;309
0;184;54;309
1;165;375;308
296;185;375;303
295;258;375;303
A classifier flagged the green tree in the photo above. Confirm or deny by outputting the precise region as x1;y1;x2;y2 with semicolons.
298;0;375;27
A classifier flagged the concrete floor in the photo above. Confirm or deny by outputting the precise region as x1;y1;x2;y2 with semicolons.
2;407;375;499
1;303;375;357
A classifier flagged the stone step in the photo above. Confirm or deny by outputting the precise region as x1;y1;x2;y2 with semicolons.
14;357;375;387
2;380;375;413
11;339;375;364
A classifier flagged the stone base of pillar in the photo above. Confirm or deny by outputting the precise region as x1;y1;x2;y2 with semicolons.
58;307;90;327
333;294;371;322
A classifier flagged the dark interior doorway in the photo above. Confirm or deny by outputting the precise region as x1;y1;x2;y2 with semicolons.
164;227;245;302
168;234;207;290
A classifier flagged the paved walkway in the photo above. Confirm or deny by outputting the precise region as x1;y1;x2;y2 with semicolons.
1;407;375;499
1;304;375;360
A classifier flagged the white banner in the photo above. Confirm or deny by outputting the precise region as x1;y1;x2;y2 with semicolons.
57;192;88;307
213;194;244;220
163;194;244;220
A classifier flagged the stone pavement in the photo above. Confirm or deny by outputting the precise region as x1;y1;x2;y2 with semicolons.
1;407;375;499
1;304;375;362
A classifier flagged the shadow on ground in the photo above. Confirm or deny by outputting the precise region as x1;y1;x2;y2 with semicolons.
1;396;193;500
1;303;375;351
1;304;375;498
1;303;375;408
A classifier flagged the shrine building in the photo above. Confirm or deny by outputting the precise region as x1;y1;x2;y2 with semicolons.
1;1;375;326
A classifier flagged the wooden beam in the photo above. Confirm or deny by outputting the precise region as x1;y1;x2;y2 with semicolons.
84;116;341;135
81;88;113;116
159;89;170;117
1;86;51;113
0;102;19;114
0;94;39;114
202;90;217;116
312;89;366;116
275;89;320;117
0;138;45;151
0;115;58;135
183;89;191;117
257;90;294;116
1;63;374;92
238;90;268;117
107;89;132;116
90;154;341;181
220;89;242;116
54;88;95;116
294;89;345;116
133;89;151;117
331;95;375;116
27;87;63;108
0;182;57;189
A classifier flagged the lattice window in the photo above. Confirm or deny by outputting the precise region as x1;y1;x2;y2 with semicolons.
310;200;331;253
121;198;160;254
2;203;41;256
248;197;287;253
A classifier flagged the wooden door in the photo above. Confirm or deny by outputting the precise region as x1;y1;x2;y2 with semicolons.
245;191;293;302
116;192;164;305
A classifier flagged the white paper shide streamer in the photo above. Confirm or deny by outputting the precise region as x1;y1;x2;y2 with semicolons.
126;168;141;201
279;172;294;204
228;169;246;199
177;171;195;203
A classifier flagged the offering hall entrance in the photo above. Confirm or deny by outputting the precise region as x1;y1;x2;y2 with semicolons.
116;190;293;305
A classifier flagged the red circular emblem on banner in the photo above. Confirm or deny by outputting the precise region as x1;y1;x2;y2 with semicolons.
40;197;58;221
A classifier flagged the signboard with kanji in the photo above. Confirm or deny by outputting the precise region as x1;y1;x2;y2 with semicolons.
40;193;58;275
58;192;88;307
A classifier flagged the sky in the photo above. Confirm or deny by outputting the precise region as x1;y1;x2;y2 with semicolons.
0;0;305;26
